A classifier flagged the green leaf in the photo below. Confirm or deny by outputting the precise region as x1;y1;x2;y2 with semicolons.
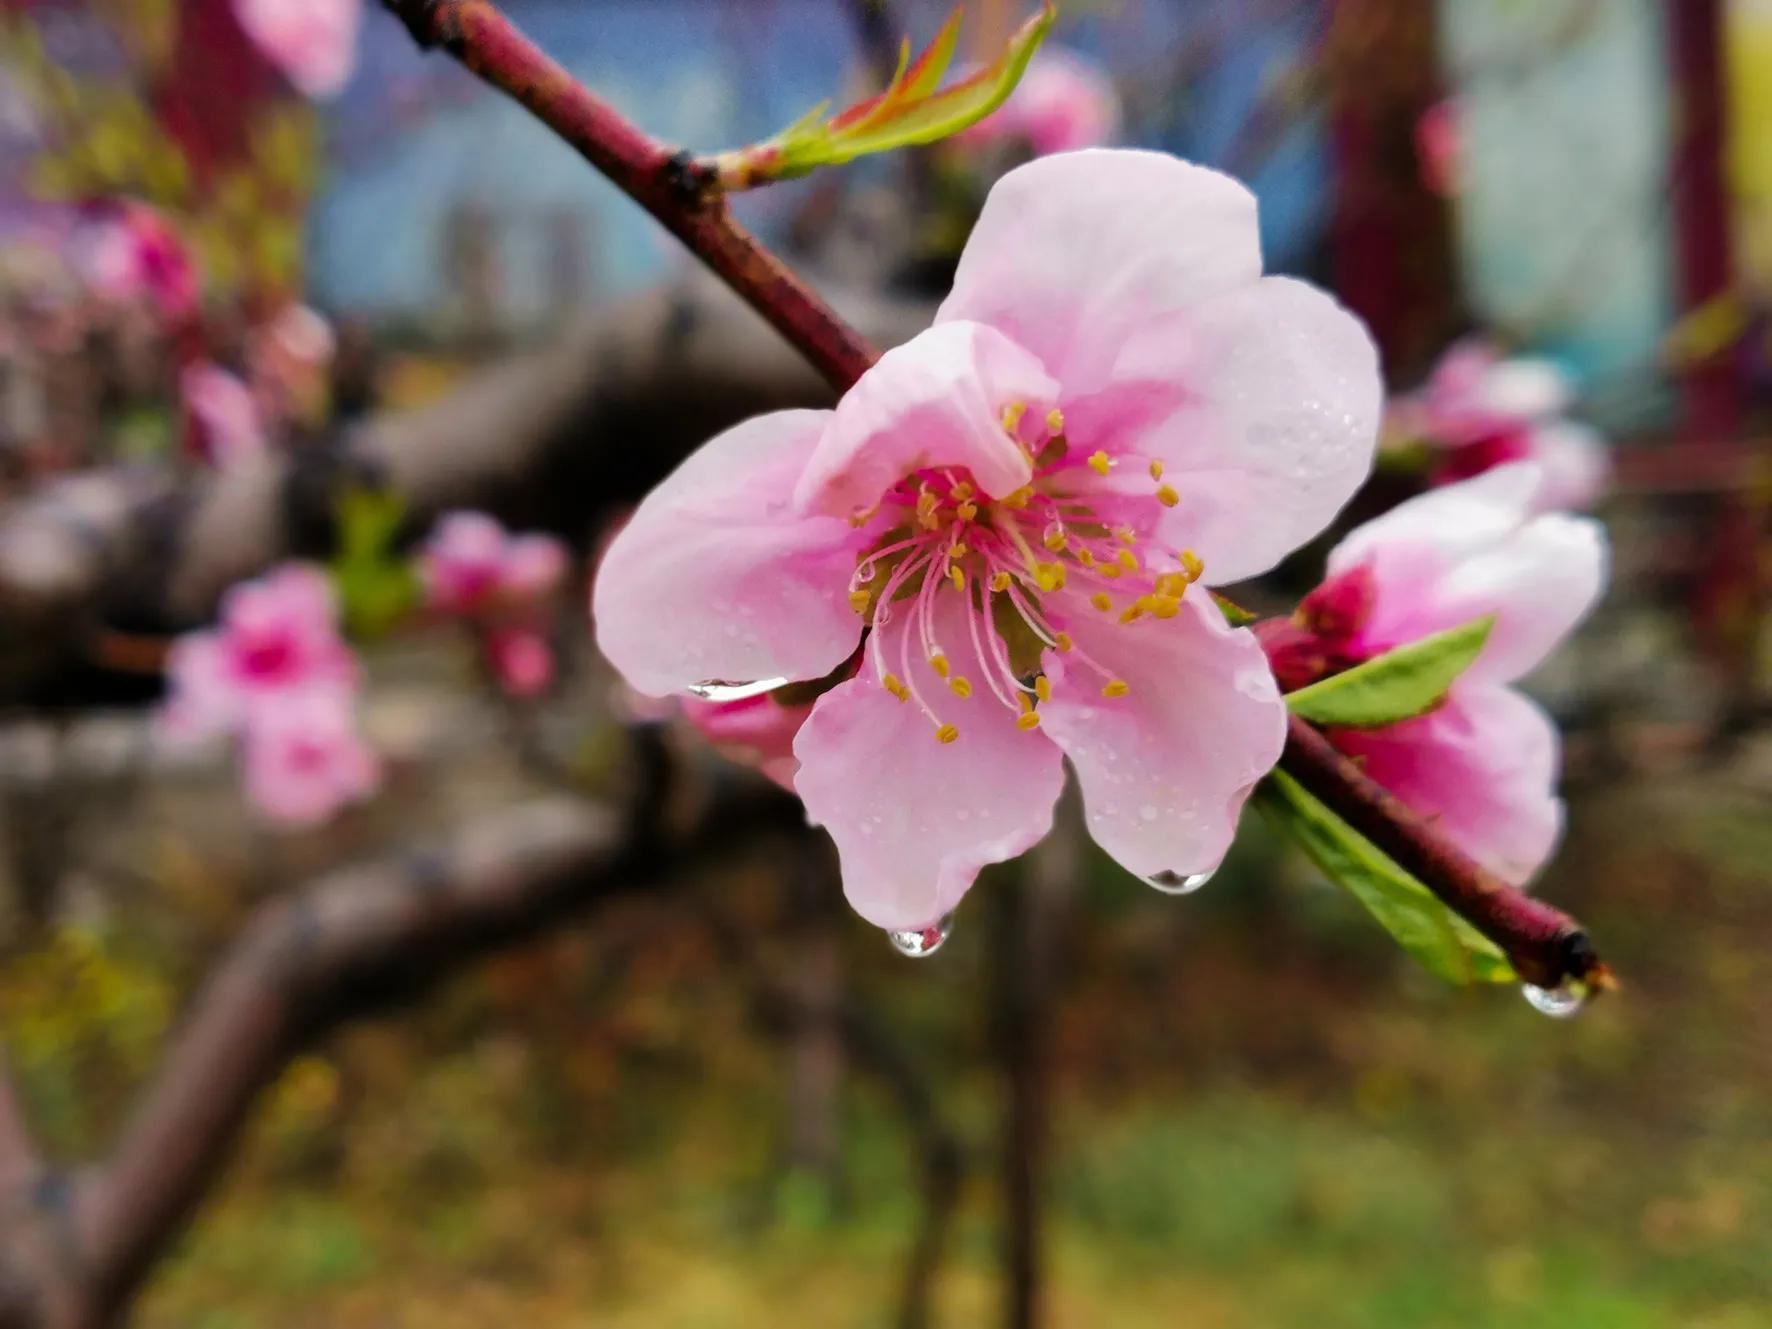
1256;769;1516;986
714;3;1056;187
1212;592;1258;628
328;488;420;640
1285;617;1495;729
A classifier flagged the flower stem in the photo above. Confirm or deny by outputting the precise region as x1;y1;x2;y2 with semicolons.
382;0;1609;993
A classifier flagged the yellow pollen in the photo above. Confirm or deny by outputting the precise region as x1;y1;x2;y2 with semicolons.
951;481;974;501
1148;594;1183;620
1077;548;1097;568
1102;679;1130;698
949;541;968;558
1180;549;1205;581
883;673;910;703
1043;527;1068;553
991;571;1012;592
1119;605;1144;625
936;723;960;745
918;511;941;531
1099;564;1123;581
949;566;966;593
1017;711;1042;732
1155;572;1188;598
1149;460;1165;481
1003;487;1032;510
949;676;973;699
1055;632;1075;653
1034;676;1052;702
1001;402;1027;435
849;588;872;614
956;501;979;522
916;489;938;517
1018;692;1034;713
1088;450;1112;477
1046;408;1065;433
1035;563;1066;593
1091;592;1114;612
1116;549;1139;572
1156;484;1180;508
1116;527;1138;547
929;653;950;678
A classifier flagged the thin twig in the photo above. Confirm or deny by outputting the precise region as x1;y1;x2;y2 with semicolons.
1280;715;1613;991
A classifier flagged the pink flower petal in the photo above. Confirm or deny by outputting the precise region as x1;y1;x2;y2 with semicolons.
1087;276;1382;584
1527;421;1610;512
593;409;865;697
793;321;1054;517
792;591;1065;930
234;0;362;99
1038;592;1285;884
683;693;813;792
937;151;1261;397
1330;686;1562;886
242;691;381;826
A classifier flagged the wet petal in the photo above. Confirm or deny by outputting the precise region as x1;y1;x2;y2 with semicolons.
1039;593;1285;883
793;321;1053;516
593;409;866;697
1330;686;1562;886
937;150;1261;397
793;589;1065;930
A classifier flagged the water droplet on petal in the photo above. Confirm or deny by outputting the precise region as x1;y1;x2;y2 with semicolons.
1522;981;1586;1019
1143;868;1214;896
686;677;790;702
855;560;877;583
888;913;954;958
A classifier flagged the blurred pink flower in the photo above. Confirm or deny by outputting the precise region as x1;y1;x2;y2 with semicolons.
594;150;1382;930
159;565;358;742
420;512;569;697
1262;464;1607;884
182;362;268;467
960;46;1120;156
234;0;362;100
682;694;814;792
1394;339;1610;511
74;202;198;323
243;689;381;826
249;303;335;428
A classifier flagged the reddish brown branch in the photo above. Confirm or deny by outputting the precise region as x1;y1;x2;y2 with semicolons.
1280;715;1612;991
383;0;878;392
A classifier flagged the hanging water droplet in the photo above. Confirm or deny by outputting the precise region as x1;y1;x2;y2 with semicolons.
1521;981;1586;1019
888;913;954;958
686;677;790;703
1043;519;1066;547
1143;868;1214;896
854;560;878;584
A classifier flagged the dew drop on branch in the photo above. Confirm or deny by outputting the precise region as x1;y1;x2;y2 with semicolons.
1521;981;1586;1019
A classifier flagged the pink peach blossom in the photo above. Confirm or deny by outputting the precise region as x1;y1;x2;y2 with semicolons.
1264;464;1607;884
1395;339;1610;511
234;0;362;100
74;202;198;323
594;150;1382;931
159;564;358;742
242;689;381;826
182;362;268;467
682;694;815;792
486;626;554;698
960;47;1121;157
420;512;569;697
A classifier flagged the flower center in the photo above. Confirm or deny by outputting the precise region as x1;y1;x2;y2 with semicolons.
844;404;1204;743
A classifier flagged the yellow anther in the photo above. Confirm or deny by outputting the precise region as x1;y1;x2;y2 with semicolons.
1017;711;1042;732
918;510;942;531
936;723;960;745
1180;548;1205;582
991;571;1012;592
1119;605;1145;625
1148;594;1183;620
949;566;966;593
1035;563;1066;593
916;489;938;517
1046;408;1065;434
929;653;951;679
1044;527;1068;553
1077;548;1097;568
1149;459;1165;481
1018;692;1035;714
1099;564;1123;581
957;501;979;522
949;542;968;559
951;481;974;501
1091;592;1114;612
1102;680;1130;698
1055;632;1074;653
949;676;973;699
1001;402;1027;436
848;504;878;529
1116;549;1140;572
849;588;872;614
1116;526;1138;547
1034;676;1052;703
1156;484;1180;508
1002;487;1032;510
1088;450;1112;477
883;673;910;703
1155;572;1189;598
